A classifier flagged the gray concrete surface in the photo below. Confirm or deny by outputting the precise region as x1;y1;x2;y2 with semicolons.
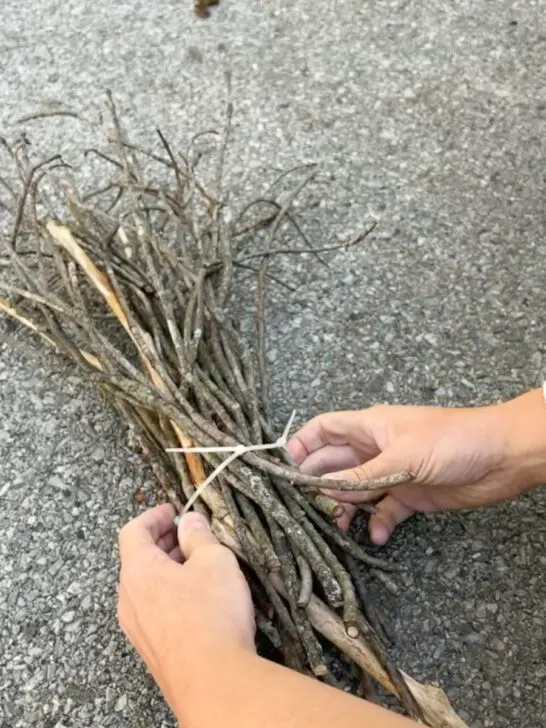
1;1;546;726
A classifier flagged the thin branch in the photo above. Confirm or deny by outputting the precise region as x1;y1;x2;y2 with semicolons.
18;110;81;124
238;221;378;263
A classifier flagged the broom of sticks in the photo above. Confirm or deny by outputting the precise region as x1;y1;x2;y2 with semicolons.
0;90;467;728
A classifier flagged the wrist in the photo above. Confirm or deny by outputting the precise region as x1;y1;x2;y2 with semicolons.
495;387;546;490
171;645;258;725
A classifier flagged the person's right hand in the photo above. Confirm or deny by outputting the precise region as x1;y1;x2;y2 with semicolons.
287;389;546;544
118;506;255;718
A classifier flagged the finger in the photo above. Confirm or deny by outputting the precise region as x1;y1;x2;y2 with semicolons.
323;451;411;503
168;546;183;563
156;529;178;555
119;504;176;560
368;494;415;545
177;511;219;559
299;444;361;476
327;486;388;504
336;502;357;531
287;410;374;464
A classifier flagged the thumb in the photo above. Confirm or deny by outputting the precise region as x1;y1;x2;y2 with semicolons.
369;494;416;545
324;450;410;503
177;512;218;559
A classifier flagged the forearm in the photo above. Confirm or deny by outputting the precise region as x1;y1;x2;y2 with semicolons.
175;648;416;728
497;387;546;489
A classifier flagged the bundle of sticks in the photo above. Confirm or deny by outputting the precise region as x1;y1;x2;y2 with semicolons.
0;92;466;728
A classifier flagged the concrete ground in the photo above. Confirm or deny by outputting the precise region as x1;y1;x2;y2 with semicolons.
1;1;546;726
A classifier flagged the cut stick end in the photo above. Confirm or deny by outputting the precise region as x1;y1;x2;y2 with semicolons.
346;624;360;640
313;663;329;678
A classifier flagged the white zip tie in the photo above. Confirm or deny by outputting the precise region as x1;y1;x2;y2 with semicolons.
168;410;296;516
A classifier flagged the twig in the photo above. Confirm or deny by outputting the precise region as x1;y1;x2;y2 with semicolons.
18;110;81;124
296;554;313;607
237;221;377;263
167;410;296;514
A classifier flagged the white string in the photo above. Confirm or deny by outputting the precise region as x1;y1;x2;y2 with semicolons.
167;410;296;516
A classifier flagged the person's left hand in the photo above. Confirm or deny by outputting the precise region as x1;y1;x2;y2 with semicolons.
117;504;256;716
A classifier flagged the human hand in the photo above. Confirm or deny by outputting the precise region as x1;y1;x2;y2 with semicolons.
287;389;546;545
117;505;255;717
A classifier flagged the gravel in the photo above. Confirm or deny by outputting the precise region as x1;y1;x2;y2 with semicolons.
1;1;545;726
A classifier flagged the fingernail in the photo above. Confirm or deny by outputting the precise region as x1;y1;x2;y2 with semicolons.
370;522;389;546
324;471;344;481
178;512;210;532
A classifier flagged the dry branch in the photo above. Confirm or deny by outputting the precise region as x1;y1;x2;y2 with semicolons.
0;97;467;728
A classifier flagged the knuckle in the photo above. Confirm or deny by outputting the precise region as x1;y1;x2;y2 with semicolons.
194;543;239;572
118;522;131;550
352;465;371;481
